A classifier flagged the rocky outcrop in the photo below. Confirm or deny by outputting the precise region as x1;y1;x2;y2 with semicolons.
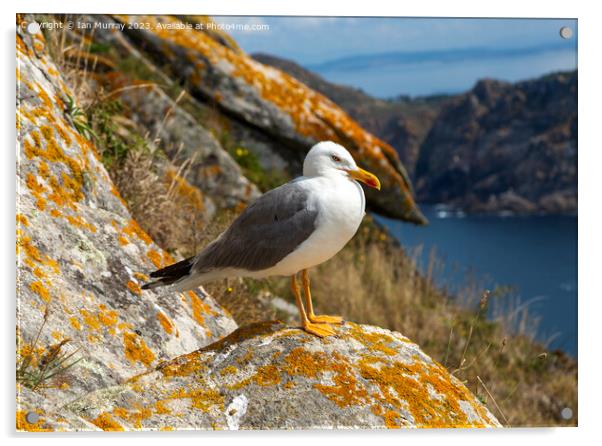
112;15;426;224
16;22;236;422
415;73;577;214
67;322;500;430
253;52;444;177
67;14;261;212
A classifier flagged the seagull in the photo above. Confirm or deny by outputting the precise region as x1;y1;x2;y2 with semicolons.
142;141;381;337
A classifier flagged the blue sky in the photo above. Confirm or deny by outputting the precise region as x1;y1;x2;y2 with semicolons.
213;17;577;97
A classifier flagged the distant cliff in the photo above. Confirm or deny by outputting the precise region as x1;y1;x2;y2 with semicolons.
255;53;577;215
415;73;577;214
253;53;444;179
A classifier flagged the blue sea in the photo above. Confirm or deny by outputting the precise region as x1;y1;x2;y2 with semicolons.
312;47;577;98
375;205;578;356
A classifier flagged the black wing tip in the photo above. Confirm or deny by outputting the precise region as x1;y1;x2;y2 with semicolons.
148;255;195;279
141;276;180;290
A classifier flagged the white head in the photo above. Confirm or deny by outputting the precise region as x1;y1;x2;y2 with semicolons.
303;141;381;189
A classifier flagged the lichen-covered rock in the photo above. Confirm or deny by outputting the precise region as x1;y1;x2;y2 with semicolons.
77;14;260;210
16;21;236;427
68;322;500;430
115;15;426;223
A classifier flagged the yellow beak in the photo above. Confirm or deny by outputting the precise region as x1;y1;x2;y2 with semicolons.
345;167;381;190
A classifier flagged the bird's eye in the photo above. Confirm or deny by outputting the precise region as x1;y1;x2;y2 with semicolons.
331;155;341;162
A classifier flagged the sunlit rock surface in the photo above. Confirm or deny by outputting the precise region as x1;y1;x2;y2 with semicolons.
69;322;501;430
16;22;236;427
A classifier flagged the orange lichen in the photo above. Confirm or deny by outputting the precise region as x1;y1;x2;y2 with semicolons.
186;290;215;327
26;172;46;195
97;304;119;328
146;249;163;268
79;309;102;331
165;169;205;211
32;267;46;279
155;400;171;415
134;272;149;282
156;311;175;335
348;324;398;356
117;407;153;429
44;257;60;274
123;219;152;245
16;214;29;227
69;316;82;331
112;407;129;419
29;281;50;302
220;365;238;376
253;364;281;386
127;280;142;296
90;413;124;431
166;387;224;413
118;235;129;246
123;332;156;367
284;347;330;379
313;357;369;408
17;235;43;263
383;410;402;429
66;214;97;233
357;356;481;428
159;351;206;378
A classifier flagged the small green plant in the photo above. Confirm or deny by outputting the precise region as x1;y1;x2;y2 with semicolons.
17;309;81;391
228;145;289;192
89;42;112;54
65;95;96;140
87;99;151;167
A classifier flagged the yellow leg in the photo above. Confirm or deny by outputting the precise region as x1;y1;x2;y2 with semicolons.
291;274;335;337
301;269;343;325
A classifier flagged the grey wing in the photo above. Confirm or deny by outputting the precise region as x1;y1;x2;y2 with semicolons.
193;181;319;273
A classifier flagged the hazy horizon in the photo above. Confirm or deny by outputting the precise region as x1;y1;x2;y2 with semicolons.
214;16;578;97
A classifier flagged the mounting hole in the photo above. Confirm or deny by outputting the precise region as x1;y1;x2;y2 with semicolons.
25;411;40;424
559;26;573;39
26;22;41;35
560;407;573;420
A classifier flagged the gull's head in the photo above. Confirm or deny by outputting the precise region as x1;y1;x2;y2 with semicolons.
303;141;381;190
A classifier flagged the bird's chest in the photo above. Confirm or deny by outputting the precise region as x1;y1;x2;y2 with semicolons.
310;180;365;255
268;178;366;275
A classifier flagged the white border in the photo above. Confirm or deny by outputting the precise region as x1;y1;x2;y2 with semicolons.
3;1;600;445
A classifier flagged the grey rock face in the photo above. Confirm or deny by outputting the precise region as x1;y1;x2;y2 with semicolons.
16;23;236;428
112;79;260;209
80;14;260;209
68;322;501;430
